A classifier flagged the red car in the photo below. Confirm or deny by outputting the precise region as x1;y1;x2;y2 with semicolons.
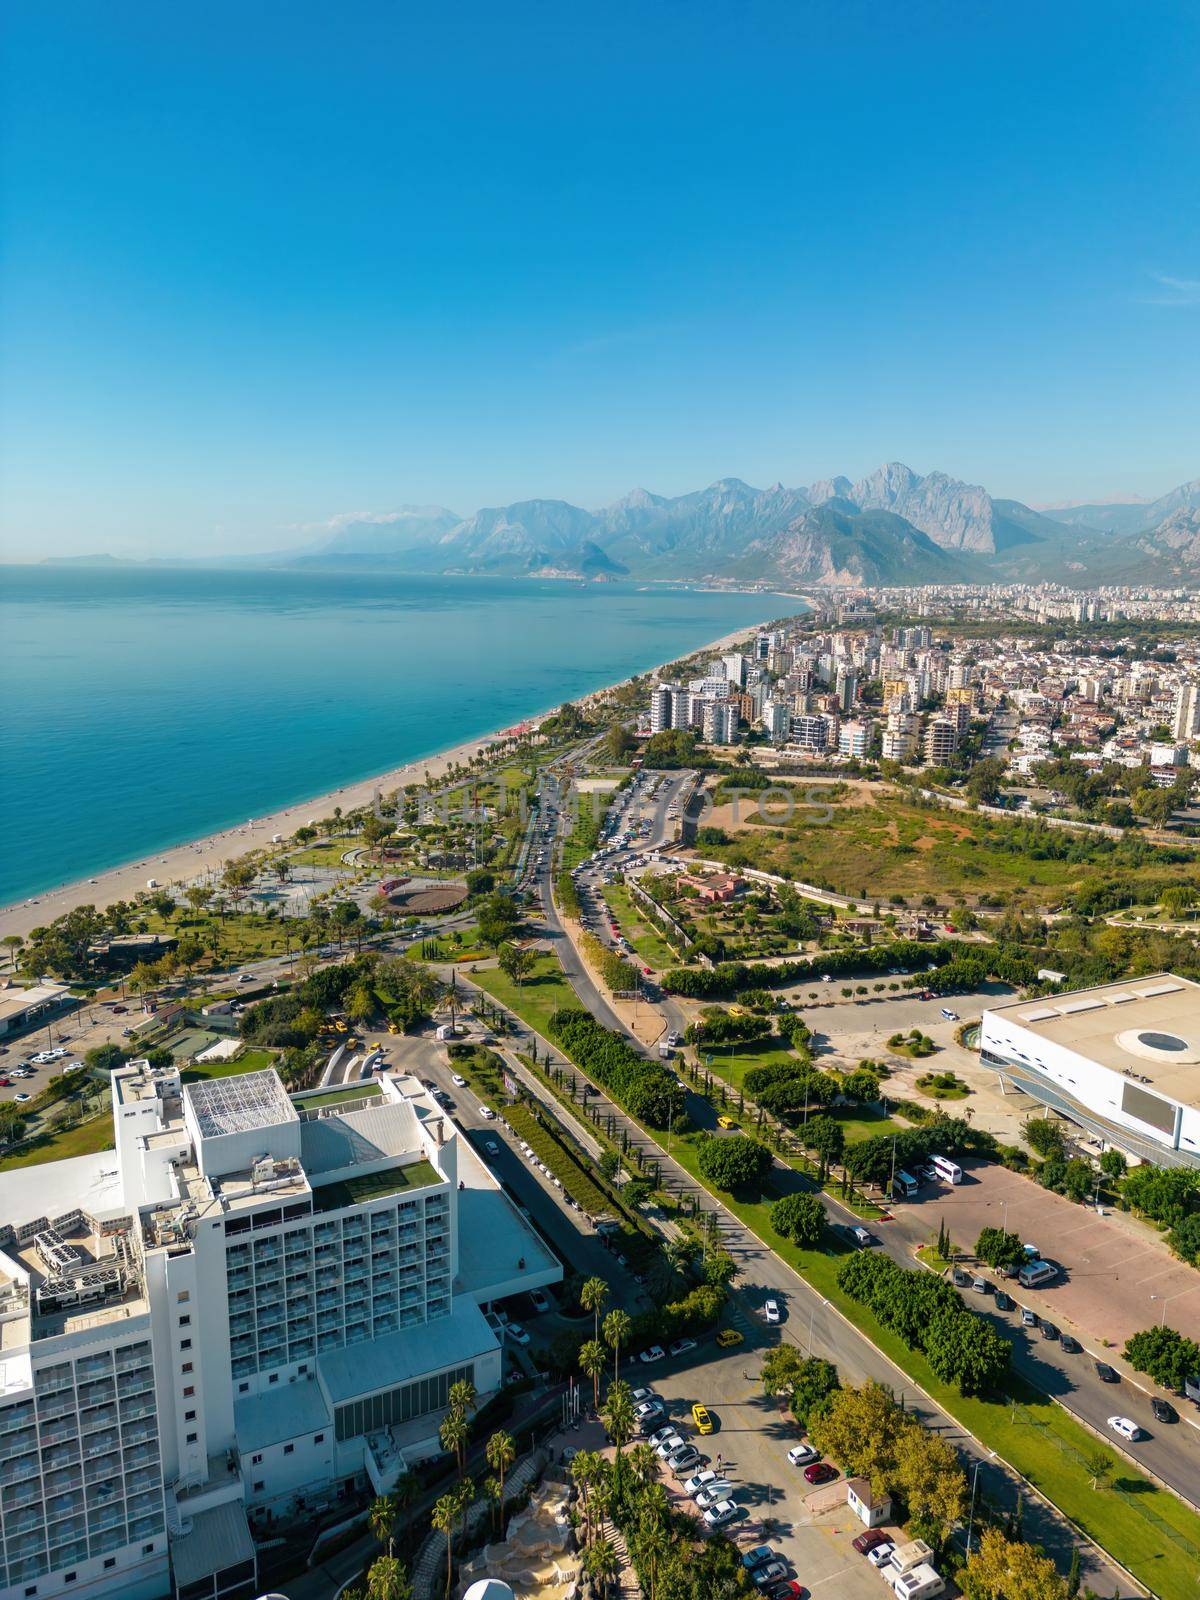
763;1583;805;1600
852;1529;890;1556
0;1077;10;1088
802;1461;837;1485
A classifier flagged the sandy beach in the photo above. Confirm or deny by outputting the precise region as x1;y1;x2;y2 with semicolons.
0;622;761;941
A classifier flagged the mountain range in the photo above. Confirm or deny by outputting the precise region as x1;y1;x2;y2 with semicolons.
44;465;1200;587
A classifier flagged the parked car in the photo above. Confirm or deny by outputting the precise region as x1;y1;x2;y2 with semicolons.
668;1337;697;1357
1020;1307;1038;1328
762;1583;804;1600
802;1462;837;1485
1060;1334;1081;1354
529;1289;552;1314
1152;1398;1178;1424
506;1323;530;1346
994;1290;1014;1312
694;1482;734;1509
666;1446;701;1474
630;1387;657;1405
701;1500;737;1527
853;1529;890;1556
786;1442;817;1466
639;1345;666;1364
764;1299;780;1324
741;1545;776;1570
654;1432;687;1460
749;1556;789;1587
1040;1321;1060;1341
867;1542;897;1569
634;1400;663;1421
683;1468;722;1496
715;1328;743;1347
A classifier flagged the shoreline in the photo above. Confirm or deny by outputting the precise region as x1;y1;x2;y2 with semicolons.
0;621;767;941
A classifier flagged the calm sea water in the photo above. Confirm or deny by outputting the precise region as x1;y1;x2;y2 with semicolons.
0;567;790;906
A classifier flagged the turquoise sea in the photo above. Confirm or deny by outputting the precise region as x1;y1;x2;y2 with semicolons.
0;568;790;907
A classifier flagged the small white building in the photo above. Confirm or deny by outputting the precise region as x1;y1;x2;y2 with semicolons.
846;1476;892;1528
0;981;70;1038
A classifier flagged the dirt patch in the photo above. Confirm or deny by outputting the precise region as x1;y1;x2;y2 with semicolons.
392;885;468;913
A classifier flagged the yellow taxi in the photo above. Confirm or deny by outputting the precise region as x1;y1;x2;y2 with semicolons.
716;1114;739;1130
715;1328;743;1348
691;1402;714;1435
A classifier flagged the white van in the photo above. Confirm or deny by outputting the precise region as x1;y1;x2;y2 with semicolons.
1018;1259;1059;1289
930;1154;962;1185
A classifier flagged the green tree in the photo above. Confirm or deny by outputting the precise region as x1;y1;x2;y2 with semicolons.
585;1273;614;1337
804;1114;845;1179
498;942;535;987
975;1227;1026;1274
485;1429;516;1516
1024;1117;1067;1159
603;1308;633;1382
368;1495;397;1546
579;1338;606;1410
365;1552;412;1600
924;1308;1011;1395
439;1409;468;1475
961;1528;1068;1600
430;1493;458;1596
695;1132;772;1192
600;1380;635;1455
770;1191;825;1249
583;1535;620;1597
1123;1324;1200;1390
85;1042;127;1074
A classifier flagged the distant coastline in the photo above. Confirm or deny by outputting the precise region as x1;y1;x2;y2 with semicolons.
0;577;796;936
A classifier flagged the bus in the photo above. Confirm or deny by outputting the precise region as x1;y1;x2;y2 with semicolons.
891;1170;922;1200
930;1154;962;1185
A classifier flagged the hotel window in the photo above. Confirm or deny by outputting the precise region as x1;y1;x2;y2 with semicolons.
183;1386;194;1398
179;1315;191;1327
186;1433;197;1444
185;1410;196;1421
177;1290;190;1303
181;1362;193;1374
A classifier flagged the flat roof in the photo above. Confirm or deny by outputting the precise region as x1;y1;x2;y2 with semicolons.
235;1375;330;1451
454;1138;559;1301
169;1500;255;1588
0;982;69;1021
317;1298;498;1405
299;1101;422;1177
184;1068;297;1139
986;974;1200;1106
0;1150;126;1234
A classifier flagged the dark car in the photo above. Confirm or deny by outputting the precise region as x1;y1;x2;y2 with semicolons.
1040;1321;1060;1341
853;1529;890;1556
1060;1334;1081;1354
1152;1397;1178;1424
764;1584;805;1600
803;1461;837;1485
994;1291;1014;1312
1095;1362;1119;1383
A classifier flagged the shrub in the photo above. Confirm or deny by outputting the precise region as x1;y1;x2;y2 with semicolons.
1123;1325;1200;1390
771;1192;826;1248
695;1133;773;1192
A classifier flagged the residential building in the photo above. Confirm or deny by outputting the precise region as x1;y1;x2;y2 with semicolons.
701;700;739;745
923;719;959;764
837;721;869;759
1173;682;1200;742
648;684;674;734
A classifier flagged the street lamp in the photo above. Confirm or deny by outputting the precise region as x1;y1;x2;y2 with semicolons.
807;1297;831;1355
965;1451;997;1556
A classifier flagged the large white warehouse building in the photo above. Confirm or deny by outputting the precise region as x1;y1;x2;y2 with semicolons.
980;974;1200;1169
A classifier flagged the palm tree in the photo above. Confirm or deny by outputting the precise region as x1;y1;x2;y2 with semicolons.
584;1535;620;1598
580;1275;609;1341
483;1473;503;1534
485;1429;516;1515
368;1495;397;1546
603;1308;632;1383
627;1441;658;1488
579;1338;606;1412
448;1377;477;1418
365;1553;412;1600
431;1493;457;1597
454;1476;474;1553
570;1449;599;1545
600;1380;634;1456
439;1409;468;1475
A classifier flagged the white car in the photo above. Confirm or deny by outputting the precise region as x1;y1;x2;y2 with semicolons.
786;1442;817;1466
653;1432;687;1459
630;1387;657;1404
694;1482;733;1509
702;1500;737;1527
479;1106;496;1120
451;1074;467;1087
639;1345;666;1364
683;1468;721;1496
1107;1415;1143;1442
506;1323;530;1346
14;1092;30;1103
666;1446;700;1474
764;1299;780;1324
867;1541;896;1569
633;1400;663;1420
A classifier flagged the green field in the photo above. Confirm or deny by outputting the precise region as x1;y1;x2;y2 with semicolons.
693;1035;801;1090
0;1112;115;1170
472;952;577;1036
601;884;680;970
705;790;1194;910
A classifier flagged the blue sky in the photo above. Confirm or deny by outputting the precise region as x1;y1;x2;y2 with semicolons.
3;0;1198;556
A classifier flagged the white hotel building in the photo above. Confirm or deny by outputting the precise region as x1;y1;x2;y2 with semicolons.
980;974;1200;1170
0;1063;559;1600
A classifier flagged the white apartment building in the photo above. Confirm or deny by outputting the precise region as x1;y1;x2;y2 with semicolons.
0;1062;558;1600
701;700;738;745
763;701;791;744
721;654;746;689
1173;682;1200;743
837;721;869;759
648;685;674;734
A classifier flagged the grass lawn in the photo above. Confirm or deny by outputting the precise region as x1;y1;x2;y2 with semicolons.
472;952;577;1037
294;1083;382;1112
661;1131;1200;1600
0;1112;115;1170
694;1035;800;1091
601;884;680;970
181;1046;278;1083
829;1108;908;1144
286;839;357;867
313;1158;441;1210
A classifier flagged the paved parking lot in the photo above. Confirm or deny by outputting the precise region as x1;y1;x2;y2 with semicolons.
902;1157;1200;1345
643;1343;896;1600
